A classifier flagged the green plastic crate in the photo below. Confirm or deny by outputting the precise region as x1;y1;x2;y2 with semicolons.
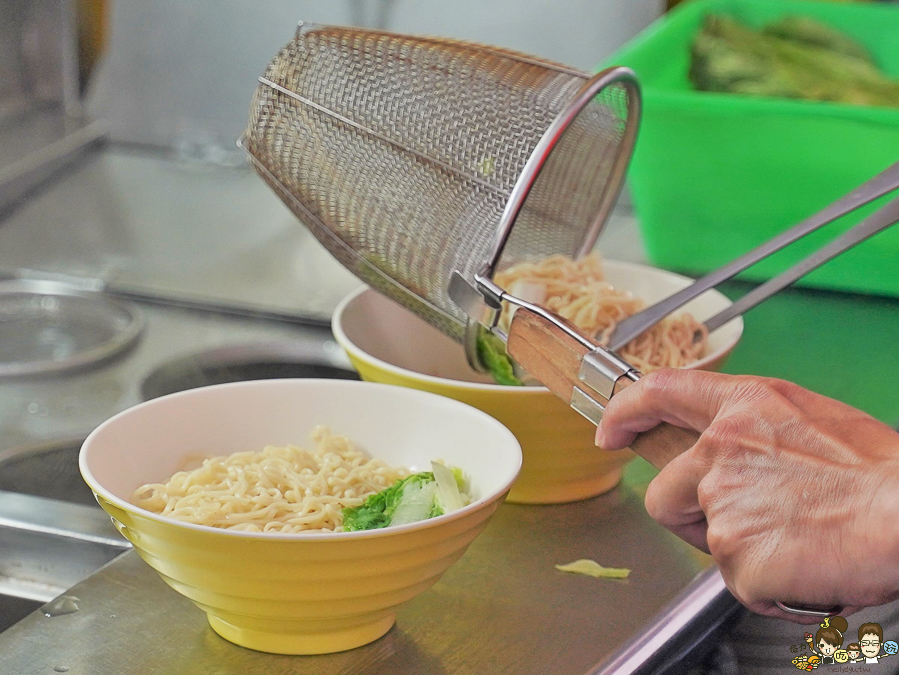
605;0;899;297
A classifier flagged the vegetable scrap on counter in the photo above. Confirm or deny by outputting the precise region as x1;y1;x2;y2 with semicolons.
555;559;631;579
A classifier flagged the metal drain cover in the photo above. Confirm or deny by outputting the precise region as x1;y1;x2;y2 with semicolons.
140;341;360;401
0;280;143;378
0;438;96;506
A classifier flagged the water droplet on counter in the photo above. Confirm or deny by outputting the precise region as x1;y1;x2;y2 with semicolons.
53;666;70;672
109;614;116;618
27;402;39;414
41;595;80;617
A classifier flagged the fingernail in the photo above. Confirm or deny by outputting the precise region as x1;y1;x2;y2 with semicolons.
595;422;606;449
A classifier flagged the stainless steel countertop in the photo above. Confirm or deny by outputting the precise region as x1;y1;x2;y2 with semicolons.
0;145;713;674
0;291;717;675
0;477;709;675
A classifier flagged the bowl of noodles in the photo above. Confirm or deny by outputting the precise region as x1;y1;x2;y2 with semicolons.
332;256;743;504
79;379;521;655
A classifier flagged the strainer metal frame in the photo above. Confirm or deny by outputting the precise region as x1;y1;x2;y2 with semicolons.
481;67;640;278
448;66;641;373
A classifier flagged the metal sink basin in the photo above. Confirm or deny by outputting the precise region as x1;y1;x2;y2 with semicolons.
0;491;130;632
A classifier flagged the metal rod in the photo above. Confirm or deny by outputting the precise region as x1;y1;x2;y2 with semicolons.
0;269;333;328
103;286;332;328
0;119;108;213
703;195;899;334
0;491;130;550
607;160;899;351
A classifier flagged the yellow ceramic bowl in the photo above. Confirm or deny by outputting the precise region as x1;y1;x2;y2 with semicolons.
79;379;521;655
332;259;743;504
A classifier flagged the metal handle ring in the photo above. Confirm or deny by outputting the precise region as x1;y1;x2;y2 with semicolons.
775;601;843;618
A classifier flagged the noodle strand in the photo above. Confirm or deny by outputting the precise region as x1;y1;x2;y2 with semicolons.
132;426;409;533
494;254;708;373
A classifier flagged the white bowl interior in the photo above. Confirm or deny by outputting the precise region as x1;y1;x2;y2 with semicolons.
81;379;521;522
335;259;743;383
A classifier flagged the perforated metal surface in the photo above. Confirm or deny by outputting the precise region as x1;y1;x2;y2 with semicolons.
244;24;638;340
0;440;95;506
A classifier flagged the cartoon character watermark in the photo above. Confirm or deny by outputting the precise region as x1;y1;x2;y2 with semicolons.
858;622;899;664
793;654;821;671
790;617;898;670
806;616;849;665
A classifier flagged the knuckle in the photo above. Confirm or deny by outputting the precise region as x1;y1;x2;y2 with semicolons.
734;375;777;401
764;377;803;399
704;521;727;559
704;515;743;569
702;416;744;451
696;472;720;512
639;368;677;398
737;376;807;411
731;579;762;608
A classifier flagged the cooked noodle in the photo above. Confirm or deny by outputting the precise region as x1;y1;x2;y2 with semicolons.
131;427;409;533
494;253;708;373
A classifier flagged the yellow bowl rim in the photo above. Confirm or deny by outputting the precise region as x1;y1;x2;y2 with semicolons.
333;287;543;394
79;378;522;542
331;259;744;394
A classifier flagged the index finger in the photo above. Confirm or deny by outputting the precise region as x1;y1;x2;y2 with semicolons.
596;369;751;450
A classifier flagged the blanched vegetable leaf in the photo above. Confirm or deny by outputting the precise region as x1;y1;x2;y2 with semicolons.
451;466;466;491
388;480;440;526
476;327;523;386
432;460;464;514
763;16;871;64
342;465;469;531
690;14;899;109
555;559;631;579
342;472;434;531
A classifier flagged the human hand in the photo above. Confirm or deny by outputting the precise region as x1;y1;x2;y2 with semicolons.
595;369;899;622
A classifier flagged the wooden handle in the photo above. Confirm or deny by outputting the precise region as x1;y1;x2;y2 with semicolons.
507;306;699;470
611;377;700;470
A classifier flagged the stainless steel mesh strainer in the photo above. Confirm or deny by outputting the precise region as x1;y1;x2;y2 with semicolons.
242;23;636;338
242;22;698;473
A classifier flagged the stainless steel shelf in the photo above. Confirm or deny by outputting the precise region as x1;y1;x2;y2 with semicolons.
0;145;733;674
